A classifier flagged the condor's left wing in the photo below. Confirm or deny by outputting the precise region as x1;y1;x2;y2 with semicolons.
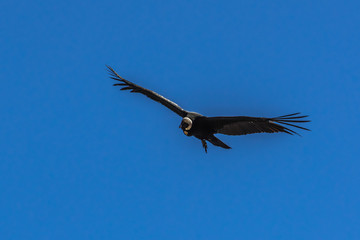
204;113;310;136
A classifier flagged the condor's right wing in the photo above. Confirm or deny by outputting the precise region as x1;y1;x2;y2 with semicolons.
107;66;188;118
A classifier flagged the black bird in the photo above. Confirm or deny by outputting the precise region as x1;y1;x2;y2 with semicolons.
107;66;310;153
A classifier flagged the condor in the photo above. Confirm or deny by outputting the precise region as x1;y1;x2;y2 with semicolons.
107;66;310;153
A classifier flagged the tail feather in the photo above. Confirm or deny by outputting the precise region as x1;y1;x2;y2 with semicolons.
207;135;231;149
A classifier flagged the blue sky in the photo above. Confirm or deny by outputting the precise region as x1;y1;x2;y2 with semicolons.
1;0;360;239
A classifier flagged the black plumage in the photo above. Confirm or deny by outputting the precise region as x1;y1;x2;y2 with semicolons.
108;66;310;153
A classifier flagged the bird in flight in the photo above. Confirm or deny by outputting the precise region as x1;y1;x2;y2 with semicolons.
107;66;310;153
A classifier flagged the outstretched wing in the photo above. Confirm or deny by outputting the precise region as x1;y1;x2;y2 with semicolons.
107;66;187;117
205;113;310;136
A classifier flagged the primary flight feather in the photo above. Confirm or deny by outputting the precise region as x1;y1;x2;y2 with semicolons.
107;66;310;153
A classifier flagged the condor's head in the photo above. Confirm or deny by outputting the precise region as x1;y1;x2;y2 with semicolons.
179;117;193;136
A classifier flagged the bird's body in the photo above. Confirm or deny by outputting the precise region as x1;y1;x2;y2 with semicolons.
107;66;310;153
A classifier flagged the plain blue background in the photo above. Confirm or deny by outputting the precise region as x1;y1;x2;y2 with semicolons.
1;0;359;239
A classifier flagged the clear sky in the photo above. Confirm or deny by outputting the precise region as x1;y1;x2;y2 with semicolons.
1;0;360;239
